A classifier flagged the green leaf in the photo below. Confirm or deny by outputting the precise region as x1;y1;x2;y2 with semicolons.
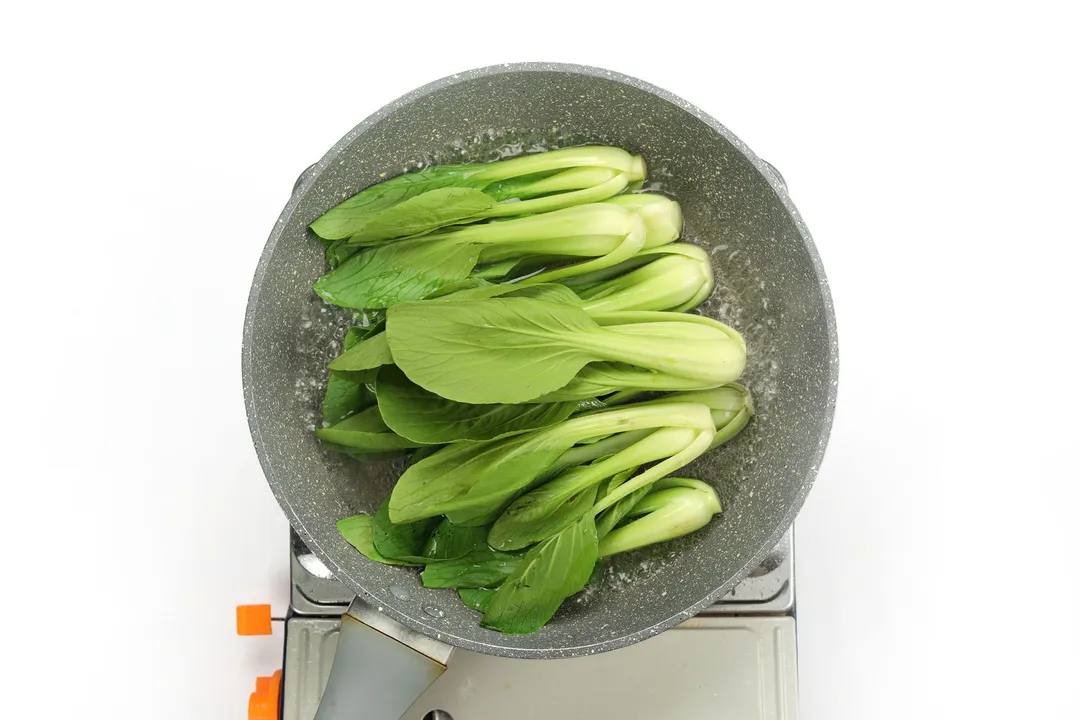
481;515;598;634
320;441;411;463
310;147;642;241
595;471;652;539
589;427;715;516
408;444;442;465
328;331;393;373
388;402;716;524
487;425;698;550
429;280;582;305
322;326;376;424
315;406;423;454
421;549;522;589
325;238;360;268
371;498;439;563
310;163;485;240
344;325;368;345
486;466;601;551
444;503;512;527
388;431;572;523
345;187;498;246
387;297;598;404
479;169;563;200
458;588;496;613
314;239;481;310
336;515;420;566
424;277;495;298
469;259;520;280
376;364;577;444
420;520;490;561
388;298;746;404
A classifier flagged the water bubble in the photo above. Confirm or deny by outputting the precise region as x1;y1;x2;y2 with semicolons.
423;606;445;619
389;585;411;601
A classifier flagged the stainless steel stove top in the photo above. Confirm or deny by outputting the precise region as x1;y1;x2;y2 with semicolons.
280;529;798;720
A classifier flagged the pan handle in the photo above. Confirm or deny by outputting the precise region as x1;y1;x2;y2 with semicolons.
759;159;789;192
314;598;452;720
293;164;317;196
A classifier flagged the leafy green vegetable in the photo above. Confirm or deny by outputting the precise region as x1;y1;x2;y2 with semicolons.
315;405;425;454
328;328;393;373
493;194;681;284
443;504;513;528
310;146;645;243
315;238;481;310
485;465;605;552
323;283;581;394
314;148;755;636
576;243;713;314
502;210;647;286
708;406;752;449
420;519;490;561
481;515;599;634
375;364;577;444
546;429;654;474
490;166;626;199
589;427;715;517
319;440;411;463
387;402;715;524
594;470;652;539
597;478;722;557
371;498;439;563
421;548;522;589
321;326;376;424
640;385;754;449
597;389;648;406
470;259;521;280
315;203;648;310
532;362;719;402
408;444;442;465
590;310;745;352
436;281;582;305
387;298;746;404
325;237;360;268
336;515;420;566
388;432;572;524
604;193;683;249
488;426;704;551
343;187;498;246
458;588;496;613
311;163;493;241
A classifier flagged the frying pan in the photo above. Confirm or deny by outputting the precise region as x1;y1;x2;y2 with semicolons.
243;62;837;718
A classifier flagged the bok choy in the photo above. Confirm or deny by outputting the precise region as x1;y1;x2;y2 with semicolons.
313;197;681;310
302;145;762;635
310;146;645;244
386;297;746;403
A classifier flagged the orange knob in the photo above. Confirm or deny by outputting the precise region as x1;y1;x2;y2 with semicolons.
236;604;273;636
248;669;281;720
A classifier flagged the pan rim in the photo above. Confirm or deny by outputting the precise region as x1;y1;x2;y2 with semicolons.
242;61;839;658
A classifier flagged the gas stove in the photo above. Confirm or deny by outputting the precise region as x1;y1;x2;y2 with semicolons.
268;528;797;719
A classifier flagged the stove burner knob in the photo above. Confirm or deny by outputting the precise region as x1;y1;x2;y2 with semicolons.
248;670;281;720
236;605;285;719
236;604;274;636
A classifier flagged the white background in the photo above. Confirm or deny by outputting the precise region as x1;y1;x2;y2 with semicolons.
2;2;1078;718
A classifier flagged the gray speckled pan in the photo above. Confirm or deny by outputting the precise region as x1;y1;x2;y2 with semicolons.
243;63;838;659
